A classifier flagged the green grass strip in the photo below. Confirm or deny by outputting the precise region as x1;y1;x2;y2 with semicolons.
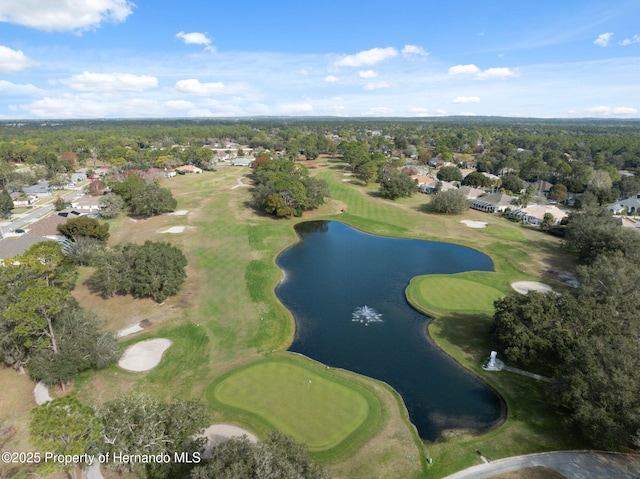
406;272;509;317
205;354;382;460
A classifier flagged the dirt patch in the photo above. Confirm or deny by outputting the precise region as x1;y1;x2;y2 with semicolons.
118;339;172;372
0;368;36;460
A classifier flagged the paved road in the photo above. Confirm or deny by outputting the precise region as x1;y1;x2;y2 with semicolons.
442;451;640;479
0;189;83;236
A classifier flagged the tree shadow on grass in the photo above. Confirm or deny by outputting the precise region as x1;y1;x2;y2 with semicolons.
429;312;495;363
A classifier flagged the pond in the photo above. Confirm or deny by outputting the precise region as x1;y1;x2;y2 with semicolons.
275;220;504;441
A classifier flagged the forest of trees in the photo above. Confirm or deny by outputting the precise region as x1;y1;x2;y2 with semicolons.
250;157;329;217
2;118;640;203
492;208;640;448
0;241;120;387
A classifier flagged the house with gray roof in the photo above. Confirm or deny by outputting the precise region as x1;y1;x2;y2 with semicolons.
70;196;101;212
418;180;457;194
232;157;254;167
0;234;51;260
25;212;79;239
23;181;52;198
458;186;485;199
608;195;640;215
471;192;515;213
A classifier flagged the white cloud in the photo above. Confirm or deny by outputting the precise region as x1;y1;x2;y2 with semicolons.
21;95;118;118
0;80;42;96
594;32;613;47
173;79;242;95
358;70;377;78
613;106;638;114
476;67;518;80
619;35;640;46
402;45;428;57
175;31;215;52
363;81;391;91
568;105;638;116
163;100;194;110
0;45;38;72
325;75;339;82
448;64;481;76
452;96;480;103
448;64;517;80
0;0;134;32
60;72;158;91
335;47;398;67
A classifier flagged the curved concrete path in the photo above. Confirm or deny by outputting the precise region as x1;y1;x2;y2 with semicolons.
443;451;640;479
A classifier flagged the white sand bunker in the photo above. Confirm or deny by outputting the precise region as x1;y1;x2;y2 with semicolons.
169;210;189;216
512;281;555;295
461;220;488;228
160;226;185;234
34;380;52;405
199;424;258;459
118;339;172;372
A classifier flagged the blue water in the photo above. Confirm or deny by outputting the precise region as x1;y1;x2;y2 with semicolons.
276;220;504;441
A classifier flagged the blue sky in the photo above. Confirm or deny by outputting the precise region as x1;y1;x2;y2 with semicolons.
1;0;639;119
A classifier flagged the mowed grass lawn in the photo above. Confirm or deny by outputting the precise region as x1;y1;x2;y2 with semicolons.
207;355;382;459
406;271;510;316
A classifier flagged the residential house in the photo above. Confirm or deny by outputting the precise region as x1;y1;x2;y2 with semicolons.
23;181;52;198
418;180;457;194
471;193;515;213
0;234;51;260
146;168;176;180
24;212;79;240
481;172;501;184
608;194;640;215
458;186;485;199
410;175;435;187
507;205;568;226
529;179;553;196
94;166;111;177
175;165;203;174
232;157;254;167
10;192;36;207
70;173;87;183
70;196;102;212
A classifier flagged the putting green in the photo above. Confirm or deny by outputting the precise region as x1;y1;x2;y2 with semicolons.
211;358;372;452
407;273;506;315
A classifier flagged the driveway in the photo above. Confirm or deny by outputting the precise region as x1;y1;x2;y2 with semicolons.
442;451;640;479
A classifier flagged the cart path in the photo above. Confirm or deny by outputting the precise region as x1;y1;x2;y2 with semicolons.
442;451;640;479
